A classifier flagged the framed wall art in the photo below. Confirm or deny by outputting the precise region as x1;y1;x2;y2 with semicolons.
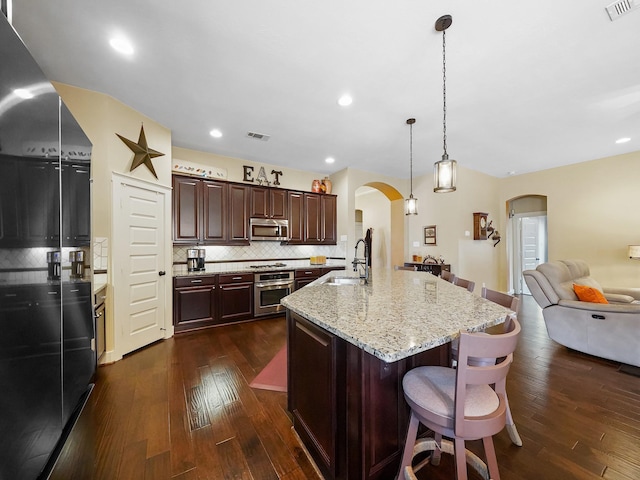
424;225;437;245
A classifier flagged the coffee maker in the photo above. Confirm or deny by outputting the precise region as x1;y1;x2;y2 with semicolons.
187;248;206;272
69;250;85;279
47;251;61;280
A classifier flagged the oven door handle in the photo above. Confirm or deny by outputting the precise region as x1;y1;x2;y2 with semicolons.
255;281;294;289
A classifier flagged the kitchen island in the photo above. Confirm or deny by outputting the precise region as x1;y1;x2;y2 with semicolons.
281;268;512;480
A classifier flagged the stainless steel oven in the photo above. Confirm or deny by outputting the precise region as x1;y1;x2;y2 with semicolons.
254;270;294;317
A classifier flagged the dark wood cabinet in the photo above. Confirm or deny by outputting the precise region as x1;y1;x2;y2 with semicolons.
228;184;250;244
287;191;337;245
173;275;219;332
172;175;249;245
294;268;323;290
288;311;344;478
218;273;253;322
287;191;304;243
250;186;287;219
203;180;227;242
320;194;337;244
173;175;201;243
287;310;450;480
294;266;345;290
20;159;59;246
0;157;22;246
304;193;322;243
62;161;91;246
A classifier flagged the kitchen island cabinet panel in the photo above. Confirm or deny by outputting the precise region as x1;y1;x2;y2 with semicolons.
288;312;345;478
287;309;449;480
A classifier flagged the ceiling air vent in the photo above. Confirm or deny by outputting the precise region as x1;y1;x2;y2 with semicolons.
246;131;271;141
606;0;640;20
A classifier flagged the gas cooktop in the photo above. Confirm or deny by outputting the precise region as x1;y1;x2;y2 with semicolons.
249;262;287;270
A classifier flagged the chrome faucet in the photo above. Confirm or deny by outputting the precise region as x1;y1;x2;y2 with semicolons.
352;238;369;283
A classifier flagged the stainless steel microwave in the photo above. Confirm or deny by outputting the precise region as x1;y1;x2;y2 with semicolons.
250;218;289;241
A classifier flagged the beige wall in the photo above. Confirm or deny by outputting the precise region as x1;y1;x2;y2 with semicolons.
401;165;503;291
172;146;325;192
355;188;391;268
499;150;640;288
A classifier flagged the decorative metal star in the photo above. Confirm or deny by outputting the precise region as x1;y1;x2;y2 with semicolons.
116;124;164;179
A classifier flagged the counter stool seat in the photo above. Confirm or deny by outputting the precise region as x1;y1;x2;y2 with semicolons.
398;318;521;480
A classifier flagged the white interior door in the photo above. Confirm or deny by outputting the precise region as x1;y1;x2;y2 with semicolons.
513;214;547;294
112;173;171;357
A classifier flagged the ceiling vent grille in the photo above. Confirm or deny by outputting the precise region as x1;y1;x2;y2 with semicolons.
606;0;640;20
246;131;271;141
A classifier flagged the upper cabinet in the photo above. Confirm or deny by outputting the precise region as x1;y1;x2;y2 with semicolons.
172;175;336;246
250;186;287;219
288;191;337;245
173;175;249;245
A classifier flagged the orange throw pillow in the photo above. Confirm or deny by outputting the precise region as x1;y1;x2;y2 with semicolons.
573;284;608;304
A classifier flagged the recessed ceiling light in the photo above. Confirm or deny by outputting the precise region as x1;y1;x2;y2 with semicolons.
209;129;223;138
337;94;352;107
14;88;34;99
109;36;134;55
616;137;631;144
325;157;335;164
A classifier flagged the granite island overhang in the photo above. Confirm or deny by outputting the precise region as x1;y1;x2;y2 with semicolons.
280;268;513;480
281;268;512;363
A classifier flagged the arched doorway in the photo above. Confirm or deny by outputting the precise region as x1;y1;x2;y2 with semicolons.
354;182;404;269
507;195;548;294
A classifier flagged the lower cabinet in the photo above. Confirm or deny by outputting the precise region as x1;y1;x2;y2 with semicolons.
173;275;218;333
295;266;346;290
294;268;323;290
173;273;254;331
219;273;254;323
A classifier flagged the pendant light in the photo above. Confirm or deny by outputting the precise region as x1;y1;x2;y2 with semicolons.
405;118;418;215
433;14;457;193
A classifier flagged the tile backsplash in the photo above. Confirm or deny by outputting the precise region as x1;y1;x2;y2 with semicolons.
173;241;346;263
93;237;108;271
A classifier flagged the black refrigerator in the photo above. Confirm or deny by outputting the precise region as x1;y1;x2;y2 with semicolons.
0;12;95;480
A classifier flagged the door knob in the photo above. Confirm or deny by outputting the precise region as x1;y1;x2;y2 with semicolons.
159;271;166;276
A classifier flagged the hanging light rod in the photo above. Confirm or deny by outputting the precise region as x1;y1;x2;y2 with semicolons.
405;118;418;215
434;14;457;193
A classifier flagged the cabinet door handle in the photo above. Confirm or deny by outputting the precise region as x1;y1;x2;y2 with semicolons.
232;276;242;280
191;279;203;283
159;271;166;276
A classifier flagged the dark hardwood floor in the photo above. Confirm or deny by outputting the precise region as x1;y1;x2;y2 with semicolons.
49;295;640;480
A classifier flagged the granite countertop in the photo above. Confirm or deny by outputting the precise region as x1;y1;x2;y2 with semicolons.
280;268;513;363
173;259;347;277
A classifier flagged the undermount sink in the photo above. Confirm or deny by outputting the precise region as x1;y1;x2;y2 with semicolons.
321;276;363;286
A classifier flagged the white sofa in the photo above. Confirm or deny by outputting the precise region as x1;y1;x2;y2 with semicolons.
523;259;640;367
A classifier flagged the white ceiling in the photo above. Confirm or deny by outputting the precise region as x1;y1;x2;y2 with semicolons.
9;0;640;179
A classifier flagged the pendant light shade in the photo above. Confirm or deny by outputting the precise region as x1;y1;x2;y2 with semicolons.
434;14;457;193
434;155;457;193
405;118;418;215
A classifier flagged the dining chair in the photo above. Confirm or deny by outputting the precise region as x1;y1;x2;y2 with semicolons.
450;286;522;446
398;315;521;480
440;270;455;283
453;276;475;293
